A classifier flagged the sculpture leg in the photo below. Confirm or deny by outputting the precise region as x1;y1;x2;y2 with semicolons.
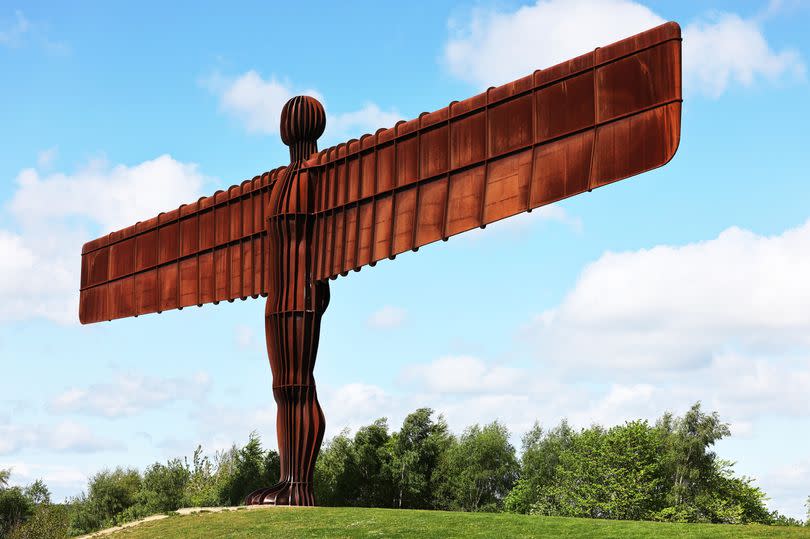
245;282;328;506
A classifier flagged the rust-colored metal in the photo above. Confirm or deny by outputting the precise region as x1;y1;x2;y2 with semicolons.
78;23;683;506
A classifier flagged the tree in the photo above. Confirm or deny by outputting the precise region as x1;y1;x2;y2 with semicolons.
0;469;9;489
659;402;730;508
0;487;34;537
218;432;279;506
386;408;453;509
314;429;359;506
353;418;394;507
136;459;190;513
23;480;51;506
183;445;219;507
504;420;573;514
85;467;142;526
434;421;518;512
806;495;809;525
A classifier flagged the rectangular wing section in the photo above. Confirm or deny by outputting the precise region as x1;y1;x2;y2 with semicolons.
308;22;681;281
78;168;284;324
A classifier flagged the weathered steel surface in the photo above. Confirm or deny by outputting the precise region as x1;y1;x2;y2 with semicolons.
79;170;282;324
244;96;329;506
308;21;681;280
78;22;683;507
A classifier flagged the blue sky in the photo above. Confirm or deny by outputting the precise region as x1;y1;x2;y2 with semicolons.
1;0;809;519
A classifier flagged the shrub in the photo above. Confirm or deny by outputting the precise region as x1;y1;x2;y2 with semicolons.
6;503;68;539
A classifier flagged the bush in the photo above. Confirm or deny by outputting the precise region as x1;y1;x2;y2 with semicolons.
137;459;190;513
6;503;68;539
66;467;142;534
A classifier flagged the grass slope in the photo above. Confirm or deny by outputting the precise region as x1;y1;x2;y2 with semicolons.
100;507;810;538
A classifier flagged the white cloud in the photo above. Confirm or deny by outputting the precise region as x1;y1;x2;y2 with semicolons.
470;203;582;239
320;383;396;436
0;461;89;501
50;371;211;417
525;220;810;372
444;0;663;88
205;70;321;136
761;458;810;521
36;146;58;170
327;103;402;144
0;155;208;324
10;154;206;232
0;10;29;48
684;12;805;97
402;355;524;394
367;305;407;329
0;420;121;455
443;0;804;97
235;324;259;349
204;70;401;144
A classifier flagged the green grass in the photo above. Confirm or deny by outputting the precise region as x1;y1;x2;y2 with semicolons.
100;507;810;538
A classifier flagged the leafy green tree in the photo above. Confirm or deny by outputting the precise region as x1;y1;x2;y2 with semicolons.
659;402;730;508
218;432;279;506
504;420;573;514
353;418;394;507
0;469;9;489
386;408;453;509
23;480;50;506
134;459;190;514
86;467;142;526
183;445;220;507
0;487;34;537
314;429;359;506
434;421;518;512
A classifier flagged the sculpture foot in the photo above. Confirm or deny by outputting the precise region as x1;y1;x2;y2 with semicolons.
244;481;315;506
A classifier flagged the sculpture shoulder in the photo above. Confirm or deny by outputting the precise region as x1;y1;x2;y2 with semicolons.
267;165;318;216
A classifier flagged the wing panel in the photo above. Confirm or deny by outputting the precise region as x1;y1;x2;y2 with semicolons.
415;177;448;247
79;168;284;324
311;22;682;281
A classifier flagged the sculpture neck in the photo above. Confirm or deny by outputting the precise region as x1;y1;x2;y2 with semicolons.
288;140;318;163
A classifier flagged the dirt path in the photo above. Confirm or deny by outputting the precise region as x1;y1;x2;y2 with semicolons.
75;505;286;538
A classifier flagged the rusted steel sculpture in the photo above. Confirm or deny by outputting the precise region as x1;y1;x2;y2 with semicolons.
79;23;683;506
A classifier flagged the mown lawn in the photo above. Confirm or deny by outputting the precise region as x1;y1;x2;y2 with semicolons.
101;506;810;538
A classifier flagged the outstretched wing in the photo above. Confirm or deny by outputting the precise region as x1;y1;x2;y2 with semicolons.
307;22;681;281
79;168;284;324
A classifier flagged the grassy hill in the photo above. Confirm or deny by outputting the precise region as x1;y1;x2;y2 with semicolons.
96;506;810;538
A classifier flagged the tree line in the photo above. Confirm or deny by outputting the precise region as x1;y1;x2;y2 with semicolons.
1;402;808;537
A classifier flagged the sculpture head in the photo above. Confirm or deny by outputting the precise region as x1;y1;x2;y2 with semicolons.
280;95;326;162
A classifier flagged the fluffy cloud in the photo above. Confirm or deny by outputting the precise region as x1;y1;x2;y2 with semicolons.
443;0;804;97
367;305;407;329
205;70;322;136
0;420;121;455
205;71;401;144
50;372;211;417
10;155;206;232
326;103;402;144
526;220;810;372
760;458;810;523
686;12;804;98
0;155;208;323
402;355;524;394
